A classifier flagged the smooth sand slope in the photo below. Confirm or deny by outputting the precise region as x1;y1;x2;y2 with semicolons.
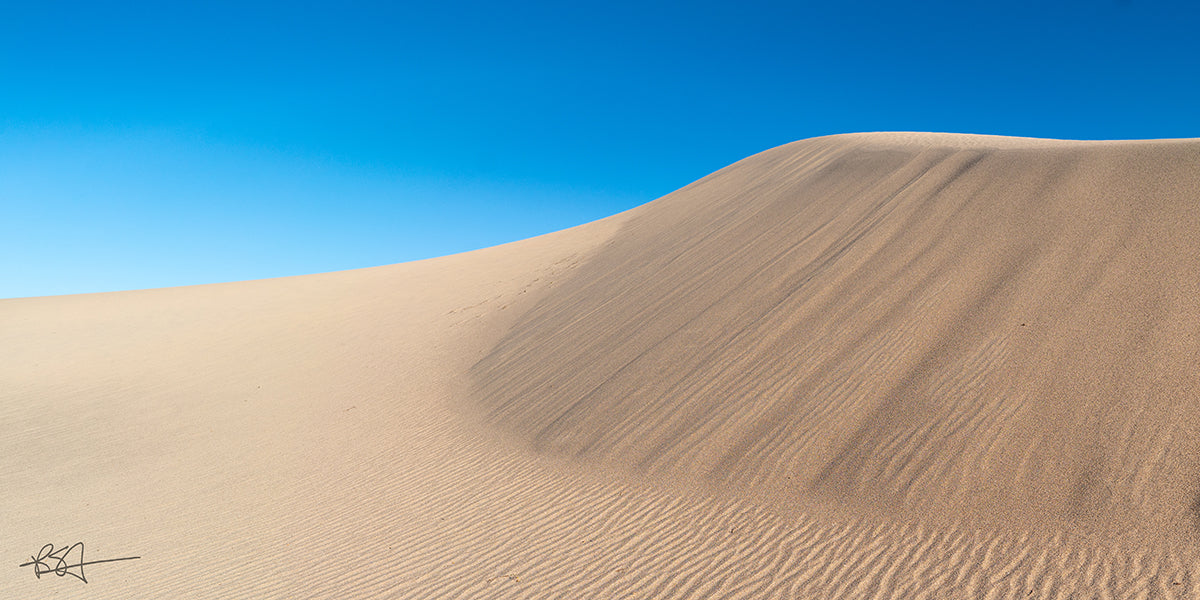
5;132;1200;599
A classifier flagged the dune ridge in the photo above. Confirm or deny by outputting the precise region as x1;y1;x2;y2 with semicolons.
5;132;1200;599
471;132;1200;545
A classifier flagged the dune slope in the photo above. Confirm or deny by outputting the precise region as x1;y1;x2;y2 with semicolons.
472;133;1200;545
5;132;1200;599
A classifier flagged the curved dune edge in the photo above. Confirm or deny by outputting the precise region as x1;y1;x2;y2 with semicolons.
4;132;1199;598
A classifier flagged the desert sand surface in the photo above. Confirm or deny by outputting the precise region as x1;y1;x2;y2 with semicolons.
5;132;1200;599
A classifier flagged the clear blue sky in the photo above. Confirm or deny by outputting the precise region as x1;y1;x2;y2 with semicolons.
3;0;1198;298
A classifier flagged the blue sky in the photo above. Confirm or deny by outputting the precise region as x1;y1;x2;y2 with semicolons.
3;0;1198;298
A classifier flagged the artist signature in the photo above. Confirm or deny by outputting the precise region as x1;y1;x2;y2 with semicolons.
18;543;140;583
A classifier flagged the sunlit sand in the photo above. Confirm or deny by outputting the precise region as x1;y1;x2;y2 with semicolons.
6;132;1200;598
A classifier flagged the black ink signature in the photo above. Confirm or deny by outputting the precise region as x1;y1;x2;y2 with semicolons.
18;543;140;583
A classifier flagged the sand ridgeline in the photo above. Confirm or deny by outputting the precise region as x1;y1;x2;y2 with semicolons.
5;132;1200;598
473;133;1200;544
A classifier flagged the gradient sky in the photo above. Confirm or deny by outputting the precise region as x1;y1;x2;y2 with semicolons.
3;0;1198;299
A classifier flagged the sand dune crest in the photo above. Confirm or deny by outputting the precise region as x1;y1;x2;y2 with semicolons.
472;133;1200;546
6;132;1200;598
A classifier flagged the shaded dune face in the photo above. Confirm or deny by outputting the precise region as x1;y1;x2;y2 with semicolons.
471;134;1200;543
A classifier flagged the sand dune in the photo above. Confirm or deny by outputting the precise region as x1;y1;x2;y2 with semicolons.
5;132;1200;598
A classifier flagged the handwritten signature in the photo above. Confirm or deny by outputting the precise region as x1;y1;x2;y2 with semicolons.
18;543;140;583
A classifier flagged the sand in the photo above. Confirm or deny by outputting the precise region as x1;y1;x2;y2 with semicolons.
5;132;1200;598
